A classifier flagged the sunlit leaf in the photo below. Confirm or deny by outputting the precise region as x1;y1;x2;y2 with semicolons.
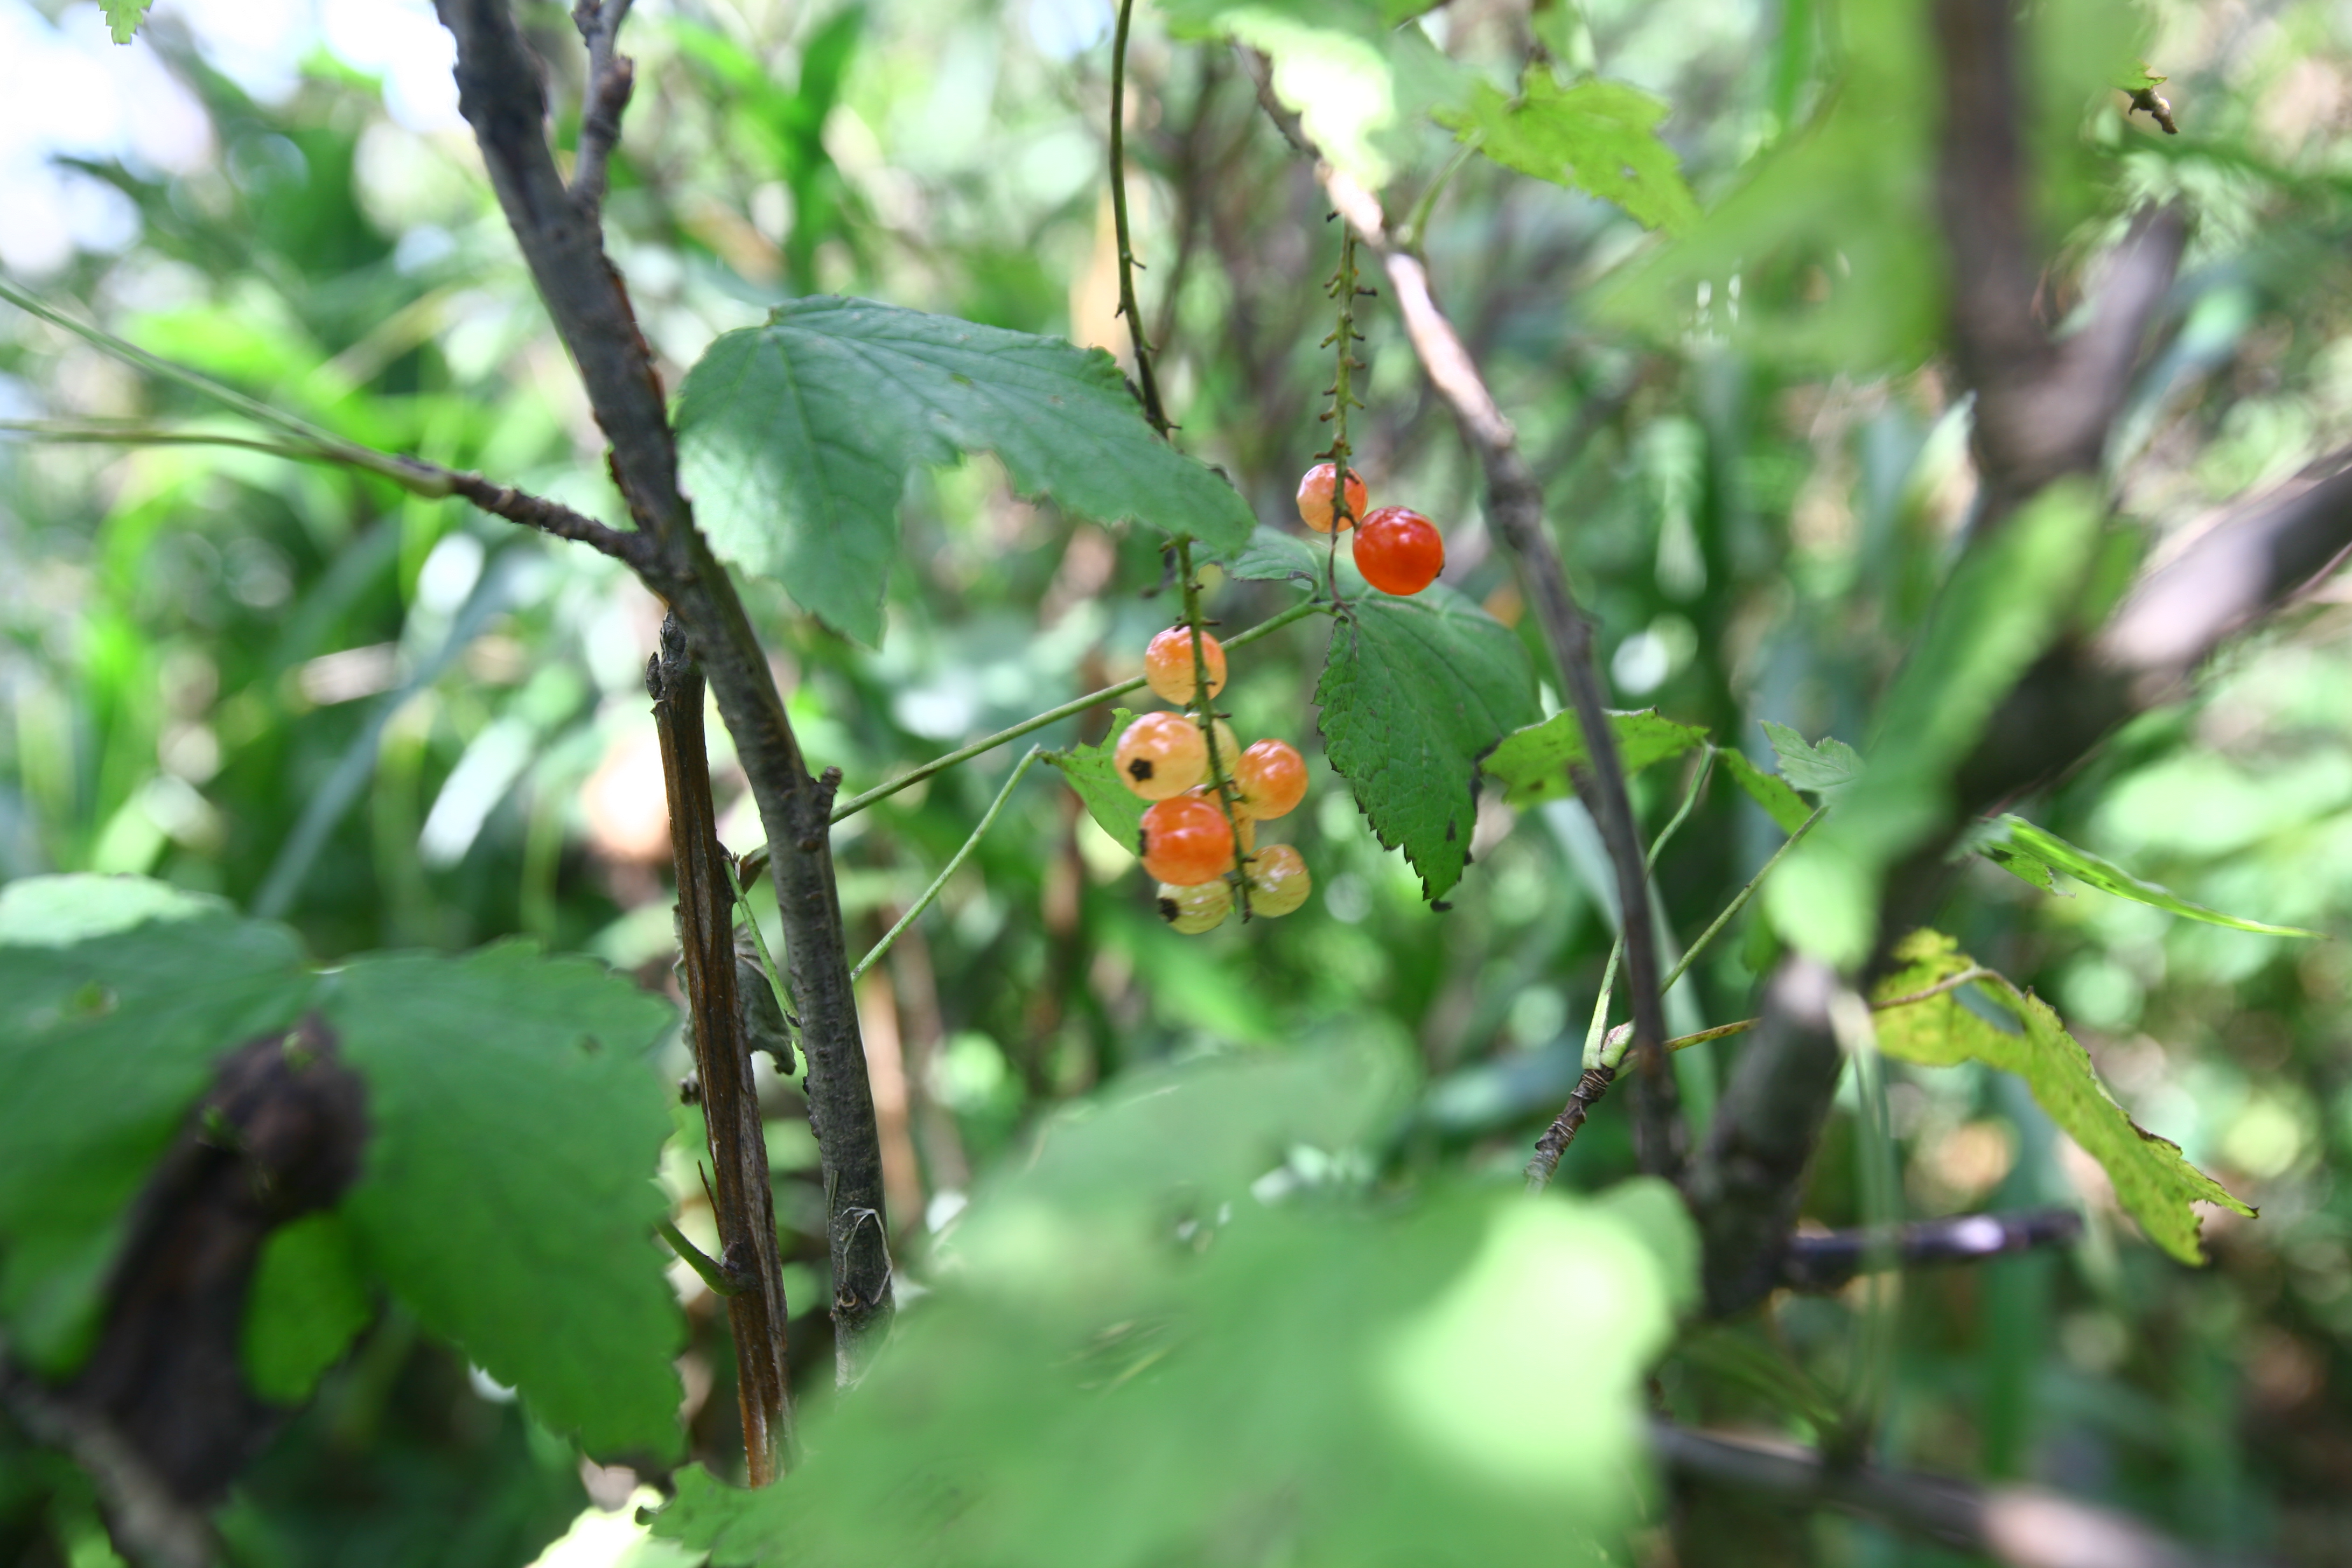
1479;708;1709;808
1980;815;2319;935
1438;71;1699;233
102;0;152;43
1046;706;1149;853
1717;750;1813;834
1319;587;1542;900
1760;720;1863;802
1873;930;2252;1264
1765;481;2105;965
677;298;1255;643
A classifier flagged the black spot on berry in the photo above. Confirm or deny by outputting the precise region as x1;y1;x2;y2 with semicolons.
1128;758;1154;781
1157;897;1180;923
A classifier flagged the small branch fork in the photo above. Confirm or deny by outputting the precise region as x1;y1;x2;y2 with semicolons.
1252;107;1677;1177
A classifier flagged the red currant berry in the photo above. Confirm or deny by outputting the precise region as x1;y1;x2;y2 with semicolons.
1353;506;1444;596
1296;462;1369;534
1245;844;1312;916
1231;739;1307;820
1139;794;1236;886
1144;627;1227;705
1156;879;1233;935
1115;712;1208;800
1187;785;1257;852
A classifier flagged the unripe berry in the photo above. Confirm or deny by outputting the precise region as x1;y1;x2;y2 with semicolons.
1199;714;1241;766
1139;793;1236;886
1296;462;1368;534
1156;878;1232;935
1231;739;1307;820
1353;506;1444;596
1144;626;1227;705
1115;711;1208;800
1245;843;1312;916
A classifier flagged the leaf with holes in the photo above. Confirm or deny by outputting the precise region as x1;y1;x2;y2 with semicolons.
1046;708;1150;856
1438;70;1699;234
677;298;1256;643
1479;709;1709;809
1319;587;1541;900
1873;931;2251;1265
1979;816;2318;936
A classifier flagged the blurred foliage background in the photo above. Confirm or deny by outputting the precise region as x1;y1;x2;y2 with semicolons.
8;0;2352;1562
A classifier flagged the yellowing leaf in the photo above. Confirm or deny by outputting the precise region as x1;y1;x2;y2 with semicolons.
1872;930;2252;1265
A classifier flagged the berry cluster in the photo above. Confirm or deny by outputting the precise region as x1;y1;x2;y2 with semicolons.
1294;461;1444;596
1117;625;1312;932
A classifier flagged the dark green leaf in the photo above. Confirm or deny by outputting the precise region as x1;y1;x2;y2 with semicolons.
1760;720;1863;801
324;943;684;1459
1982;816;2318;936
1479;708;1709;808
1047;706;1149;855
243;1213;375;1404
1765;481;2105;964
1438;71;1699;233
1717;750;1813;835
1319;587;1542;900
676;298;1255;643
1227;525;1326;588
1874;931;2252;1265
0;877;313;1373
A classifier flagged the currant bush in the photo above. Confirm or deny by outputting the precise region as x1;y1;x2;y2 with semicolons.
1115;711;1208;800
1231;739;1307;820
1295;461;1368;534
1245;844;1313;917
1145;626;1228;705
1353;506;1444;596
1156;878;1233;935
1139;793;1236;886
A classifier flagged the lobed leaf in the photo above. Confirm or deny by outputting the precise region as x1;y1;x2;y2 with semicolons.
1438;70;1699;234
1717;750;1813;835
102;0;152;43
1479;708;1709;809
1319;587;1542;900
1046;706;1150;855
1979;815;2319;935
1873;931;2252;1265
676;298;1255;643
1760;720;1863;802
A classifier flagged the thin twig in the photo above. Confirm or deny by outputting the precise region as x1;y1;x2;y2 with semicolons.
1780;1208;2084;1292
570;0;636;213
1108;0;1168;434
1313;165;1681;1180
851;747;1043;981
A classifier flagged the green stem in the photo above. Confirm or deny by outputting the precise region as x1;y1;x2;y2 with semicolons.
824;596;1328;826
1394;136;1478;255
1108;0;1168;435
659;1219;745;1297
1320;229;1366;604
1657;802;1828;997
850;747;1043;983
1579;747;1714;1069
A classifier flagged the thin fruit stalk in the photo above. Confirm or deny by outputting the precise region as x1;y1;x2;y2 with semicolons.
1318;228;1368;601
1177;537;1254;917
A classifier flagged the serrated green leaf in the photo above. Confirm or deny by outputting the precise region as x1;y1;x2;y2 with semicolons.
101;0;152;43
1766;481;2105;965
243;1212;375;1404
325;943;684;1459
1717;750;1813;835
0;877;314;1373
1983;816;2318;936
1438;71;1699;234
654;1042;1686;1567
676;298;1255;643
1047;706;1149;855
1320;586;1541;901
1760;720;1863;801
1227;525;1326;587
1873;931;2252;1264
1479;708;1709;809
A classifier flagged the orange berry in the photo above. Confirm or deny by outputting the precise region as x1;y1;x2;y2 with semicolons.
1296;462;1369;534
1245;844;1312;916
1353;506;1444;596
1115;711;1208;800
1231;739;1307;820
1144;626;1227;705
1139;794;1237;886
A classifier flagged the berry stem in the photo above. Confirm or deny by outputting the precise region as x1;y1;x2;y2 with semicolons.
1319;226;1366;607
1176;537;1254;918
1108;0;1171;436
850;746;1044;983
